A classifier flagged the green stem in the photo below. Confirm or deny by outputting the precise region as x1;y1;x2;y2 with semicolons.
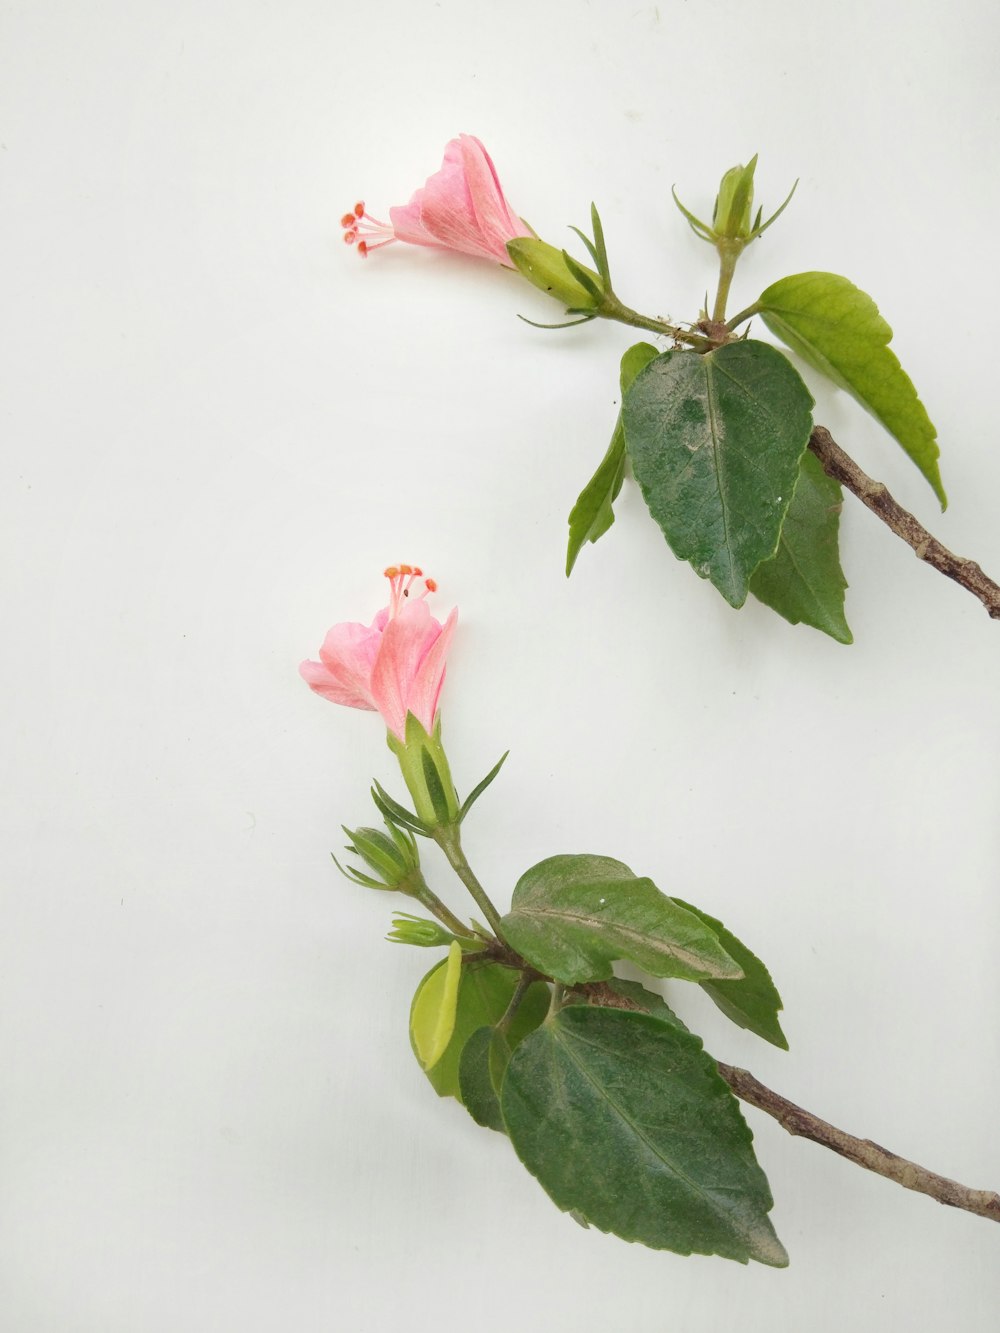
712;241;743;324
497;972;535;1036
597;292;710;350
412;879;477;938
434;827;506;939
726;300;761;332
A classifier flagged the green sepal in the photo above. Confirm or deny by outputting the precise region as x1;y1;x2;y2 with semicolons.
758;271;945;507
565;340;660;575
387;912;459;948
387;714;460;831
370;781;429;837
507;237;603;311
459;751;509;823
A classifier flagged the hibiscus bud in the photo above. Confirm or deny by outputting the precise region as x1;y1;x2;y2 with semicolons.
336;820;423;893
711;157;758;241
506;238;604;311
387;912;459;948
388;714;461;831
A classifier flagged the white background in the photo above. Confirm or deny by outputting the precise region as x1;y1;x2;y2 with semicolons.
3;1;999;1328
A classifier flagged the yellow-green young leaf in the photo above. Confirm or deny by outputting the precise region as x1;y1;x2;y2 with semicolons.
758;272;945;508
409;941;463;1071
412;961;550;1101
502;1006;788;1266
749;449;852;644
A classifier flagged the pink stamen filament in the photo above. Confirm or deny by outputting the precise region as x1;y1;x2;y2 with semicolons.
342;202;396;256
384;564;437;618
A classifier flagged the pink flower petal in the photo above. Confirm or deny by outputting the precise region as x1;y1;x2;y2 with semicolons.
298;657;377;711
389;135;529;264
369;598;443;739
405;606;458;733
308;616;384;709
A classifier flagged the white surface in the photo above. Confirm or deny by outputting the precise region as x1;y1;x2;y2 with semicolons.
3;1;999;1329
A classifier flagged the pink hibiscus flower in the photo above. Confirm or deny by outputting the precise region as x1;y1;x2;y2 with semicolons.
341;134;531;263
300;566;457;741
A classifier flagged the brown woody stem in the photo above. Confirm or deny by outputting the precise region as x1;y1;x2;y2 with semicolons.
808;425;1000;619
717;1062;1000;1224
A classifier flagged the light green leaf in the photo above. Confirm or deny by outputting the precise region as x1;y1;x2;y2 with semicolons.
758;272;945;508
671;900;788;1049
622;341;814;607
409;941;463;1071
410;961;549;1101
502;1006;788;1266
500;854;742;986
749;449;852;643
566;341;660;575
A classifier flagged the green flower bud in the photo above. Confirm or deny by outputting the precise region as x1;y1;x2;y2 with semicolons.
337;819;422;892
712;157;758;241
386;912;457;948
387;713;461;832
506;238;604;311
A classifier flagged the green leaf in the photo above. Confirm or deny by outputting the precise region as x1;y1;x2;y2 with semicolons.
565;976;690;1032
411;961;550;1101
566;341;661;575
622;341;814;607
749;449;853;643
757;272;945;508
502;1006;788;1266
500;854;742;986
458;1025;520;1133
671;900;788;1049
409;941;463;1071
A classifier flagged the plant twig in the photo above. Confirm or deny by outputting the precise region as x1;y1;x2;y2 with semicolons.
808;425;1000;619
718;1062;1000;1224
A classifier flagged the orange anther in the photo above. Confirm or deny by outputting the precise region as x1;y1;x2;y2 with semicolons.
354;201;365;217
424;578;437;593
341;212;357;228
384;565;399;578
412;566;422;577
399;563;413;576
357;241;369;257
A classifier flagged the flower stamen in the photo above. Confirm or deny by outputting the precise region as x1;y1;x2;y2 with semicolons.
384;564;437;617
342;201;396;258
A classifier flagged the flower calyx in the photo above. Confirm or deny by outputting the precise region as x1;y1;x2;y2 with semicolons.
335;817;425;894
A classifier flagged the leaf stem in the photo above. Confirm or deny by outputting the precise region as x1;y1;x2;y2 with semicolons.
497;972;536;1036
726;301;761;332
433;827;506;939
412;881;478;939
808;425;1000;619
717;1062;1000;1224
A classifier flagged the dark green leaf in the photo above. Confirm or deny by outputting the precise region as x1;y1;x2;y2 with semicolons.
565;977;690;1032
758;272;945;507
500;854;742;986
566;341;660;575
410;961;550;1101
749;449;852;643
502;1006;788;1266
671;900;788;1049
623;341;814;607
458;1027;506;1131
